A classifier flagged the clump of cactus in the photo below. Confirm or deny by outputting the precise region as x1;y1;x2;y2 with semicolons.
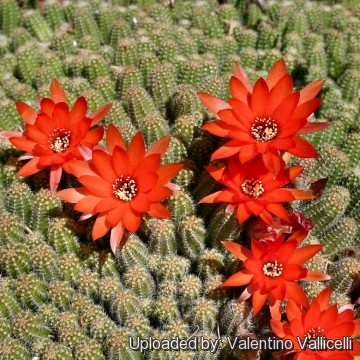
0;0;358;359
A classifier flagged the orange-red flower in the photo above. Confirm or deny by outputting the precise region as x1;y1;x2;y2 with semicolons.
57;125;183;253
199;156;314;225
270;287;360;359
198;59;330;175
222;236;330;319
0;79;111;193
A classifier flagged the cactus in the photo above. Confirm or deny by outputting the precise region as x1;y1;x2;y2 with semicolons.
0;2;358;359
123;265;155;298
12;309;51;343
147;218;177;255
13;273;47;310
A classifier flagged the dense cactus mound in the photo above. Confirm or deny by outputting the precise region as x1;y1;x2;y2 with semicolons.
0;0;359;359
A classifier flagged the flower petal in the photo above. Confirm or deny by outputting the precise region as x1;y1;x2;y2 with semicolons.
157;163;184;184
233;63;253;93
49;165;63;194
56;187;90;203
197;92;230;115
236;203;252;223
89;102;112;126
202;121;230;137
299;79;324;105
148;203;170;218
110;222;125;254
222;271;253;287
16;101;37;124
297;120;332;135
291;98;322;120
252;289;268;316
128;132;145;166
92;213;109;239
147;135;171;156
92;149;117;183
75;195;103;213
287;137;317;158
70;96;87;125
78;175;113;197
50;79;67;104
17;157;43;176
10;136;36;153
222;241;252;261
106;124;126;153
285;281;309;307
288;244;324;264
302;270;331;281
230;76;250;103
123;209;141;233
266;59;287;90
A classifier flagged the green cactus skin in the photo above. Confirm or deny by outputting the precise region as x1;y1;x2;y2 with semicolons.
106;329;143;360
187;298;218;332
12;309;51;344
115;233;149;269
0;338;29;360
178;274;202;310
0;210;27;245
13;273;47;310
301;186;351;236
43;0;66;31
0;242;30;278
178;214;206;260
148;63;177;114
41;343;74;360
74;339;106;360
141;112;170;147
5;181;33;225
166;190;195;223
15;44;41;86
320;217;358;256
116;66;143;101
110;289;142;325
0;315;11;339
123;86;157;128
339;69;360;102
207;205;242;249
47;217;80;255
341;133;360;169
124;313;152;337
89;313;117;343
197;249;225;278
123;265;155;298
48;281;74;311
329;257;360;294
154;296;180;323
156;255;190;282
29;189;62;235
0;286;21;319
73;5;101;47
147;218;177;256
38;303;60;328
57;253;83;285
162;136;187;164
23;10;53;42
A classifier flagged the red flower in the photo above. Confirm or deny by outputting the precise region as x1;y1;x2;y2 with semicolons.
198;59;330;175
270;287;360;359
199;156;314;225
57;125;183;253
0;79;111;193
222;236;330;319
248;211;314;244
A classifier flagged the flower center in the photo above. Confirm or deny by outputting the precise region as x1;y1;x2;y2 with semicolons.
241;179;264;198
263;260;283;277
251;117;278;142
112;176;137;201
48;128;71;153
306;327;325;339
